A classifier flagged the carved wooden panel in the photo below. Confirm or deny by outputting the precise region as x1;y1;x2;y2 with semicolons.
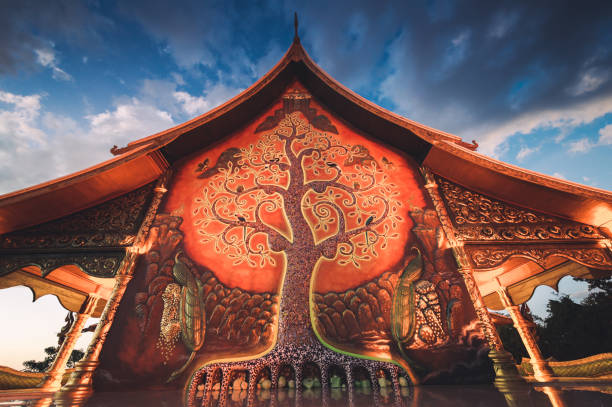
0;252;125;278
0;183;154;250
434;175;604;242
465;244;612;270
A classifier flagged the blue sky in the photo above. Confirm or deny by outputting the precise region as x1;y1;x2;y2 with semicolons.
0;0;611;194
0;0;611;367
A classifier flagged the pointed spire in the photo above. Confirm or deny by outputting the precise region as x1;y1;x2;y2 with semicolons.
294;12;300;43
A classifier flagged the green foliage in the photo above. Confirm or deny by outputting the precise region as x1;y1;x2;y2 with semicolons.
22;346;85;373
497;324;528;363
498;277;611;363
538;278;611;361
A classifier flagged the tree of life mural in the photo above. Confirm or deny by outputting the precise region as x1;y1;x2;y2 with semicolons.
96;91;488;399
192;111;405;348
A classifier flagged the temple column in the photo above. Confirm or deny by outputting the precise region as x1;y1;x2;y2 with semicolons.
420;167;525;390
56;261;135;399
540;387;567;407
57;175;170;400
497;287;554;382
38;296;99;391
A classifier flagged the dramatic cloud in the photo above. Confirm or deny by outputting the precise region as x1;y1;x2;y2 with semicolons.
173;82;242;116
117;0;286;79
0;78;235;193
0;1;105;74
472;93;612;156
1;0;611;193
87;99;173;146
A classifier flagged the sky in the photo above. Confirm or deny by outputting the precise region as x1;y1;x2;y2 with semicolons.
0;0;611;368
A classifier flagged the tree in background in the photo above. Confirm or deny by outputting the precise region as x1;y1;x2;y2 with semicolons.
21;311;90;372
498;277;611;362
538;277;611;361
22;347;84;373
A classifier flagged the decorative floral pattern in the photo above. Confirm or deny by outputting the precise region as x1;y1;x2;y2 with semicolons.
435;176;604;241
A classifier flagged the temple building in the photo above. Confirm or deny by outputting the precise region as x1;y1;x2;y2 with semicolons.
1;21;611;406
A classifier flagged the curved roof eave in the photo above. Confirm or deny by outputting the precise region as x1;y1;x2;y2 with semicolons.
426;140;612;229
111;37;471;158
1;37;611;235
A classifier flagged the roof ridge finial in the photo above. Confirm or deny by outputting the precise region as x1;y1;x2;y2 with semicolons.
294;12;300;42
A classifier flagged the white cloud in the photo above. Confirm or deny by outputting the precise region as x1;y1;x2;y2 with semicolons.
0;91;55;192
598;123;612;145
0;89;175;194
0;78;245;194
552;172;566;180
568;67;610;96
173;91;208;116
516;145;539;161
470;92;612;156
567;138;595;153
173;82;242;116
35;48;55;67
34;47;73;82
0;91;47;149
86;98;174;147
564;123;612;154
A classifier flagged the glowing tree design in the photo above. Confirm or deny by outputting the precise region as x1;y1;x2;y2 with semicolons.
193;112;404;349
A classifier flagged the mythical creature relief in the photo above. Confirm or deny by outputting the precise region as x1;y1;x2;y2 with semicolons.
313;207;486;381
95;214;278;387
96;87;489;390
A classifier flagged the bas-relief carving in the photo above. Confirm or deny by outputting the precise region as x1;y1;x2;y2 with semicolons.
432;175;612;271
97;214;279;386
466;245;612;270
435;175;604;242
314;207;484;378
0;252;124;278
0;185;153;278
97;86;488;392
0;184;154;250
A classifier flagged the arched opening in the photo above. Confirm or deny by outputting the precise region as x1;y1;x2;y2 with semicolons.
327;364;347;403
277;363;295;389
375;367;394;403
398;370;411;398
0;263;110;390
208;368;223;403
351;365;372;403
255;366;271;404
527;273;611;360
487;256;612;380
228;369;249;406
195;370;207;401
276;364;295;406
301;361;321;400
0;285;99;389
